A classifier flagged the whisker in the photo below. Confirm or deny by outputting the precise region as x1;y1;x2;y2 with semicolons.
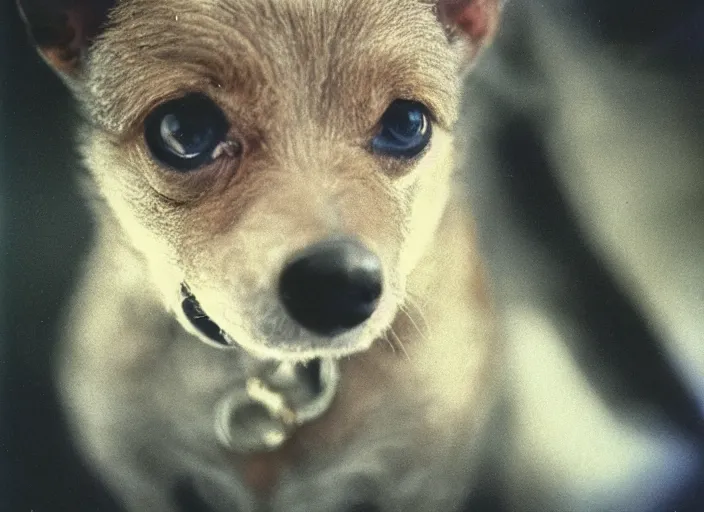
399;304;429;345
389;327;411;362
405;294;431;335
382;332;397;353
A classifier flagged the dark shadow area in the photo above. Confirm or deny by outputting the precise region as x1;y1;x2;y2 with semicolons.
574;0;702;47
0;2;119;511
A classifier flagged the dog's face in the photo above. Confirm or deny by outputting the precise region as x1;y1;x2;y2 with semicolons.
18;0;500;361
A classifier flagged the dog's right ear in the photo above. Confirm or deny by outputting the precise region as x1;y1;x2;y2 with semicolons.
16;0;116;80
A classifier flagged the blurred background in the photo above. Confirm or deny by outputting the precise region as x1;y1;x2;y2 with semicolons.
1;0;702;511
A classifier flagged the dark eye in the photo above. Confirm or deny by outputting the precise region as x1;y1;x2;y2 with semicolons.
371;100;432;159
144;93;230;172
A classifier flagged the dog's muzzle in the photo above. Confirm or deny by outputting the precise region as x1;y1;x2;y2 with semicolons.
181;237;383;347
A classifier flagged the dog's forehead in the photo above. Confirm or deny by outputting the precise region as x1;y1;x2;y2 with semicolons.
86;0;460;135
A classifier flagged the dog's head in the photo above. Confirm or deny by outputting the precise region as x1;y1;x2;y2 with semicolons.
18;0;501;361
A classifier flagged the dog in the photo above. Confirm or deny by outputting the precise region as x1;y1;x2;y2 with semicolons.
16;1;503;511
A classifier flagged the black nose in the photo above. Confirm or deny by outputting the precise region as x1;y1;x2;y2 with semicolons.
279;238;383;336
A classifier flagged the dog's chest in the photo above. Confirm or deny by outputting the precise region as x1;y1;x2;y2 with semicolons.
154;326;484;506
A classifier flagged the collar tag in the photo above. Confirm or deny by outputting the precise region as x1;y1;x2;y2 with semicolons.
215;358;340;453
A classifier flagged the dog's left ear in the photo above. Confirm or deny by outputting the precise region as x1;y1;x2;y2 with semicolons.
16;0;116;80
436;0;504;66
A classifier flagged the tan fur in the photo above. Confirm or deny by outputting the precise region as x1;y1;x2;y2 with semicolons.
19;0;503;510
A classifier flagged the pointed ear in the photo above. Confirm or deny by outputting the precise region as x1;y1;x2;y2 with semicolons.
436;0;504;65
16;0;116;79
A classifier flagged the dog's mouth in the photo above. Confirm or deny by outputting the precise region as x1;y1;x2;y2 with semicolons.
181;283;233;347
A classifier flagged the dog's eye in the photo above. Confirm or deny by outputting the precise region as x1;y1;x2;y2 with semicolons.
371;100;432;159
144;93;230;172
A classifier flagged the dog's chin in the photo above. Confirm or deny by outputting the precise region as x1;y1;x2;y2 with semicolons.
178;284;389;362
237;336;377;363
